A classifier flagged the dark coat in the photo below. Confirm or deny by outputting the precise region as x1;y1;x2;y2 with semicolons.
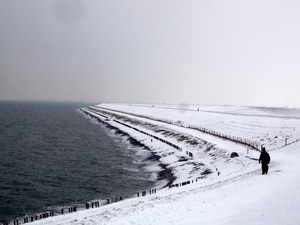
259;151;270;164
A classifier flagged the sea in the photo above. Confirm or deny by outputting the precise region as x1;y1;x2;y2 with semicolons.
0;101;161;222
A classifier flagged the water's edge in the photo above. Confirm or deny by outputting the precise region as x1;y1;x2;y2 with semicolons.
79;108;176;186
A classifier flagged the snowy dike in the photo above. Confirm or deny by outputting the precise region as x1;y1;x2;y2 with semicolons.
25;104;300;224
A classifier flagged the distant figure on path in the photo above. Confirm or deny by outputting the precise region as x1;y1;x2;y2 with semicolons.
259;147;271;174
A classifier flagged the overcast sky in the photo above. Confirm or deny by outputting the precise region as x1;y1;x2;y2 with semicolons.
1;0;300;107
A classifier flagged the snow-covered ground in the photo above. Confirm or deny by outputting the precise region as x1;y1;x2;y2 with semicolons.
30;103;300;225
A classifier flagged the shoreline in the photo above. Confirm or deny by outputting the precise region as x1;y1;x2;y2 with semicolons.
79;108;177;188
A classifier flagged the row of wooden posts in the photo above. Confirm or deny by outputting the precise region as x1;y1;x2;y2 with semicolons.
84;108;186;156
2;188;158;225
137;189;157;197
169;180;192;188
113;119;183;151
169;177;216;188
1;212;56;225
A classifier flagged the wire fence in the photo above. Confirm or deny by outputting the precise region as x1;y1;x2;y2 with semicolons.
187;125;261;151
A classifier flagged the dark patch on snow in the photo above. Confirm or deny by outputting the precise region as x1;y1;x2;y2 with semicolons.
126;136;147;148
114;130;127;136
201;168;212;175
205;144;215;152
230;152;239;158
145;153;161;161
157;164;176;187
179;156;189;162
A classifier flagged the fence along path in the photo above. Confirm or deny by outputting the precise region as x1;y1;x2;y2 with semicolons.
90;105;261;151
188;125;260;151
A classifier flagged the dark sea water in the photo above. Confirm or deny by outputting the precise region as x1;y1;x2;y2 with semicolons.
0;101;159;222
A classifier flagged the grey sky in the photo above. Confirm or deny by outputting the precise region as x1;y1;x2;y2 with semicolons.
1;0;300;107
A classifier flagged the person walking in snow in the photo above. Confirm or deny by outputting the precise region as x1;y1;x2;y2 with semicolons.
259;147;271;174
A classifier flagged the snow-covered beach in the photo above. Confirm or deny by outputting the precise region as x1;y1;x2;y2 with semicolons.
29;103;300;225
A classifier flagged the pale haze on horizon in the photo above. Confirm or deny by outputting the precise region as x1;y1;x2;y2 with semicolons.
1;0;300;107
